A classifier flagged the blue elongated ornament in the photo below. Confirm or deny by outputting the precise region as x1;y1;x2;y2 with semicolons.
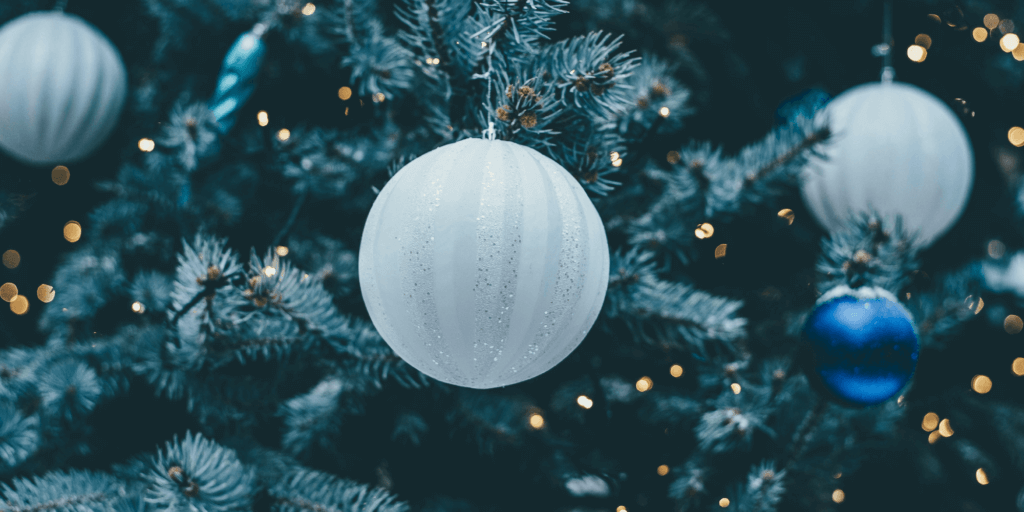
802;286;919;407
209;24;267;133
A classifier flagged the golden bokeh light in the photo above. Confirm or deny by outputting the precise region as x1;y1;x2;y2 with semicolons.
576;395;593;409
1004;314;1023;333
609;151;620;162
777;208;795;225
657;465;670;476
36;284;54;303
51;165;70;185
2;250;19;269
338;87;352;100
257;110;269;126
1013;44;1024;61
277;129;291;142
928;431;940;444
730;383;741;394
658;107;670;117
528;413;544;429
973;27;989;42
373;92;386;103
922;412;939;431
612;158;623;168
695;222;714;239
984;14;1000;30
714;244;727;259
1010;127;1024;147
10;295;28;315
988;239;1006;258
1000;19;1015;34
832;489;845;504
719;498;730;508
938;418;954;437
0;283;17;303
131;301;145;313
666;151;681;164
263;266;278;278
834;472;842;479
138;138;155;152
976;468;989;485
971;375;992;394
301;2;316;15
64;221;82;243
915;34;932;49
670;364;684;378
636;376;653;392
1000;33;1020;52
1012;357;1024;376
276;246;289;257
907;44;927;62
616;507;627;512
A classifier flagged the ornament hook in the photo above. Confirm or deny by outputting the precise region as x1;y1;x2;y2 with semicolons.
483;121;496;141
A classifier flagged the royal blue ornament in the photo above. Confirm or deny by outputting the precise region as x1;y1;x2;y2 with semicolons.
803;286;918;406
209;25;266;134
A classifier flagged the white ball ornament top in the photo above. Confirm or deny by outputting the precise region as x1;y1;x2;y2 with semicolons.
800;81;973;247
358;138;610;389
0;11;127;165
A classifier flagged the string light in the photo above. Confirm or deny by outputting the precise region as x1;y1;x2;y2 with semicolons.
730;383;741;394
971;375;992;394
670;364;684;377
0;283;17;303
976;468;989;485
138;138;155;152
63;221;82;243
1004;314;1023;334
658;107;670;117
263;266;278;277
657;465;669;476
10;295;28;315
529;413;544;429
1008;127;1024;147
921;412;939;431
276;246;289;257
36;285;54;303
938;418;954;437
695;222;714;239
301;2;316;15
635;376;653;392
257;111;269;126
832;489;845;503
51;165;70;185
2;250;19;269
131;301;145;313
973;27;989;42
1012;357;1024;376
576;395;593;409
1000;33;1020;52
718;498;730;508
907;45;927;63
984;14;1000;30
277;129;291;142
338;87;352;100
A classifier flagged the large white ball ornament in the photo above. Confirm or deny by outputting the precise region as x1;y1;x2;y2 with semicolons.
359;138;610;389
801;81;973;247
0;12;127;165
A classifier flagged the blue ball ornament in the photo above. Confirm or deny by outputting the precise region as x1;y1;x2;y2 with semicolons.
803;286;919;406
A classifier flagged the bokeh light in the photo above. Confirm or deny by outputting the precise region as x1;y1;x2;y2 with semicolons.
576;395;593;409
922;412;939;431
719;498;730;508
976;468;989;485
1004;314;1023;333
915;34;932;49
2;250;19;269
338;87;352;100
938;418;954;437
1000;33;1020;52
36;284;54;303
138;138;155;152
971;375;992;394
777;208;795;225
301;2;315;15
64;221;82;243
276;246;289;257
277;129;291;142
1012;357;1024;376
51;165;70;185
1010;127;1024;147
907;45;927;62
973;27;988;42
0;283;17;303
984;14;1000;30
657;465;669;476
670;364;684;378
715;244;727;259
257;111;269;126
636;376;653;392
10;295;28;315
832;489;845;503
528;413;544;429
695;222;714;239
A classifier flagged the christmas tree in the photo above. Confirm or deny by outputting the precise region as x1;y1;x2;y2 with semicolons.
0;0;1022;511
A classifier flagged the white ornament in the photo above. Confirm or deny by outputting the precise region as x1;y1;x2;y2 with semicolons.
359;138;609;389
800;81;973;247
0;12;127;165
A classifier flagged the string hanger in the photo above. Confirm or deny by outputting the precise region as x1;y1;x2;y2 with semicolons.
870;0;896;82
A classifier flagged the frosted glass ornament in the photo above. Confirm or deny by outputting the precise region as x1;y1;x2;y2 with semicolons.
800;81;973;247
359;138;610;389
0;11;127;165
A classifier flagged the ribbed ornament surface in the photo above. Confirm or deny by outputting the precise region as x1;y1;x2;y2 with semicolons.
359;139;610;389
800;81;973;247
0;12;127;165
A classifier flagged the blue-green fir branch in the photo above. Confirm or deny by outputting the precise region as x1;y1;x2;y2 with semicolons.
145;432;255;512
270;468;409;512
816;215;919;294
0;469;127;512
